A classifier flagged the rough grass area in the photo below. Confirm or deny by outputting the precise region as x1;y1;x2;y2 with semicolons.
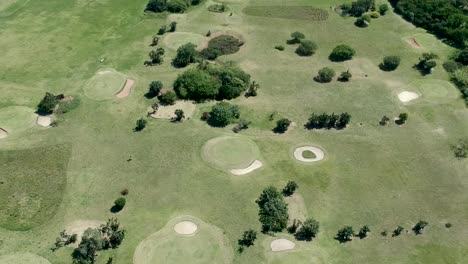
0;106;36;134
243;6;329;21
0;253;51;264
201;35;243;59
0;144;70;230
0;0;30;16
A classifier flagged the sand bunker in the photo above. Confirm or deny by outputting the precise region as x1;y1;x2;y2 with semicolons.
115;79;134;98
0;253;51;264
65;220;104;245
174;221;198;235
36;115;52;127
406;38;422;48
230;160;263;175
84;69;127;100
0;128;8;139
150;100;196;119
398;91;419;103
270;239;295;252
294;146;324;162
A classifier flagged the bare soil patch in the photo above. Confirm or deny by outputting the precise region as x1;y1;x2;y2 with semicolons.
115;79;135;98
150;101;196;119
406;38;422;48
65;220;104;246
0;128;8;139
270;239;295;252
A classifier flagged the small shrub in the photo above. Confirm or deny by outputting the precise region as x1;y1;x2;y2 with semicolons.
412;220;428;235
358;225;370;239
287;31;305;44
169;21;177;32
245;81;259;97
452;139;467;159
335;226;354;243
135;118;147;132
158;91;177;105
379;115;390;126
114;197;126;210
274;45;285;51
445;223;452;228
295;40;318;56
397;113;408;125
369;12;380;18
206;30;211;37
158;25;167;35
282;181;298;196
238;229;257;248
149;48;165;64
355;17;368;27
338;70;352;81
287;219;301;234
315;67;336;83
379;4;389;15
392;226;404;237
416;52;438;75
173;109;185;122
274;118;291;133
380;56;401;71
208;4;226;13
201;111;210;121
232;119;251;133
120;188;129;196
329;45;355;61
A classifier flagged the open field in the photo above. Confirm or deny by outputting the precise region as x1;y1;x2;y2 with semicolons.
0;0;467;263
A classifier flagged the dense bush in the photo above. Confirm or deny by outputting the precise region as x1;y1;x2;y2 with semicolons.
455;49;468;65
315;67;336;83
443;61;461;73
146;81;163;98
169;21;177;32
256;186;288;232
158;91;177;105
380;56;401;71
398;112;408;124
173;43;198;67
148;48;165;64
296;40;318;56
146;0;200;13
282;181;298;196
135;118;147;132
207;102;240;127
358;225;370;238
379;3;388;15
329;45;355;61
305;112;351;129
390;0;468;47
114;197;126;211
415;52;438;75
37;92;59;114
335;226;354;243
208;3;226;13
412;220;428;234
274;118;291;133
201;35;243;60
341;0;376;17
452;139;467;159
295;218;320;241
338;70;352;81
287;31;306;44
274;45;285;51
238;229;257;248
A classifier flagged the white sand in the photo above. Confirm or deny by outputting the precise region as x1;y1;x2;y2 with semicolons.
230;160;263;175
270;239;295;252
0;128;8;139
150;101;196;119
97;70;112;75
116;79;135;98
65;220;104;246
174;221;198;235
36;115;52;127
294;146;324;162
398;91;419;103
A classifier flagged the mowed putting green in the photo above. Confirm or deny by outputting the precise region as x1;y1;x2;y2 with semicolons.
0;253;51;264
409;79;459;101
0;106;36;135
0;145;70;231
133;216;233;264
84;69;127;100
164;32;205;51
201;136;260;170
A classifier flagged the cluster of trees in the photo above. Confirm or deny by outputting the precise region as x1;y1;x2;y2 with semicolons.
340;0;388;27
287;32;318;56
201;35;244;60
444;50;468;104
147;48;165;65
146;0;202;13
305;112;351;129
72;218;126;264
158;22;177;35
206;102;240;127
380;113;408;126
174;62;251;101
389;0;468;48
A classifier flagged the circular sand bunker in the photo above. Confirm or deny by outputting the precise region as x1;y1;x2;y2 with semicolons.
36;115;52;127
270;239;295;252
294;146;324;162
65;220;104;245
0;253;51;264
133;216;233;264
174;221;198;235
398;91;419;103
0;128;8;139
84;69;127;100
202;136;260;171
164;32;205;51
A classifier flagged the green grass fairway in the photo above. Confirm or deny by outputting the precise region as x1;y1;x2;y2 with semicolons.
84;69;127;100
243;6;329;21
0;145;70;230
0;106;36;134
134;216;233;264
0;0;30;16
201;136;260;170
0;253;51;264
164;32;206;51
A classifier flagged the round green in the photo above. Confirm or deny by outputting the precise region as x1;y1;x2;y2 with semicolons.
201;136;260;170
84;69;126;100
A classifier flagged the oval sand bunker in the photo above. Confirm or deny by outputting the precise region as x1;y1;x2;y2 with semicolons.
294;146;324;162
270;239;295;252
174;221;198;235
230;160;263;175
398;91;419;103
36;115;52;127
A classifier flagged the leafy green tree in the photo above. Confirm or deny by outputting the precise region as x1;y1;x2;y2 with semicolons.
158;91;177;105
329;45;356;61
288;31;305;44
114;197;126;211
207;102;240;127
146;81;162;98
412;220;428;235
72;228;103;264
174;69;220;101
217;66;251;100
100;218;126;249
37;92;58;114
158;25;167;35
398;113;408;124
173;43;198;67
135;118;147;132
416;52;438;75
296;40;318;56
295;218;320;241
379;115;390;126
169;21;177;32
338;70;352;81
337;112;351;128
315;67;336;83
392;225;404;237
274;118;291;133
358;225;370;238
256;186;288;232
282;181;298;196
379;3;389;15
346;0;375;16
238;229;257;247
173;109;185;122
146;0;168;12
335;226;354;243
380;56;401;71
149;48;165;64
355;17;368;27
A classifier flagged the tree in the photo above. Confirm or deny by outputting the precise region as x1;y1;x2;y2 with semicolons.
412;220;428;235
167;0;190;13
295;40;318;56
398;113;408;124
256;186;288;232
169;21;177;32
315;67;336;83
100;218;126;249
146;81;162;98
37;92;58;114
380;115;390;126
338;70;352;81
149;48;165;64
379;3;389;15
416;52;438;75
158;91;177;105
443;61;461;73
245;81;259;97
72;228;103;264
274;118;291;133
337;112;351;128
452;139;467;159
173;109;185;122
295;218;320;241
173;43;198;67
288;31;305;44
114;197;126;211
238;229;257;248
174;69;220;101
335;226;354;243
135;118;147;132
146;0;168;12
217;66;251;100
329;45;355;61
345;0;375;16
393;226;404;237
358;225;370;238
150;36;159;46
207;102;240;127
380;56;401;71
282;181;298;196
158;25;167;35
106;257;114;264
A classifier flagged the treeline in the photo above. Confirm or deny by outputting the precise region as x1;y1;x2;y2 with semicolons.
389;0;468;47
146;0;202;13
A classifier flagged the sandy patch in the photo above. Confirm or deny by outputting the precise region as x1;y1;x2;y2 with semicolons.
285;193;307;225
398;91;419;103
0;128;8;139
97;70;113;75
270;239;295;252
115;79;135;98
65;220;104;246
150;100;196;119
406;38;422;48
197;30;245;51
230;160;263;175
174;221;198;235
294;146;324;162
36;115;52;127
240;60;259;71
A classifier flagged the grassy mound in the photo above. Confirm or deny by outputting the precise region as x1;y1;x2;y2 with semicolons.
84;69;127;100
0;106;36;134
133;216;232;264
243;6;328;21
0;253;51;264
302;150;316;159
164;32;205;51
201;136;260;170
0;144;70;231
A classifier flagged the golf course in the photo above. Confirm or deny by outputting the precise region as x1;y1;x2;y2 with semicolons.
0;0;467;263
